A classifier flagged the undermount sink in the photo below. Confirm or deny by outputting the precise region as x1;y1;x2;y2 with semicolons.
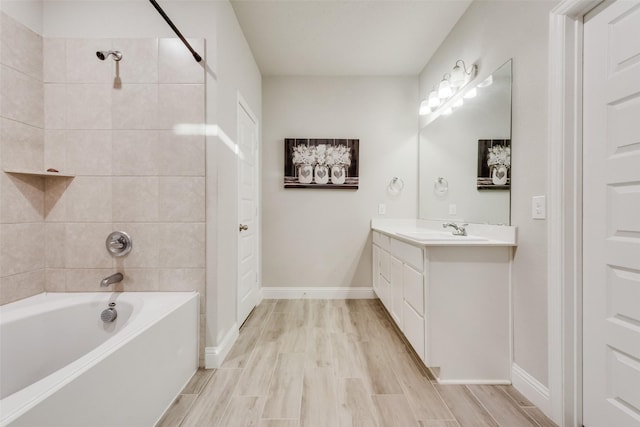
396;231;489;242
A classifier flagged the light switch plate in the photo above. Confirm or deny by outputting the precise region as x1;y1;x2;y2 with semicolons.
532;196;546;219
449;204;457;215
378;203;386;215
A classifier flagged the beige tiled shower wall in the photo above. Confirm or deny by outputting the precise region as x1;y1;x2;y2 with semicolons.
42;36;206;349
0;13;46;304
1;13;207;363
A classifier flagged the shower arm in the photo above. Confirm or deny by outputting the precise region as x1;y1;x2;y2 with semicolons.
148;0;202;63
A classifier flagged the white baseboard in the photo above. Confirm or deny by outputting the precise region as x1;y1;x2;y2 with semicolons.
261;286;375;300
435;379;512;385
511;363;550;414
204;323;239;369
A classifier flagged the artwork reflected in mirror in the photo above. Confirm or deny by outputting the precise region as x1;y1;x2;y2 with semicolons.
477;139;511;190
284;138;359;189
419;59;512;225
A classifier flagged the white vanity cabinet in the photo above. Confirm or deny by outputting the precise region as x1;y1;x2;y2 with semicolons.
372;231;426;360
372;228;512;384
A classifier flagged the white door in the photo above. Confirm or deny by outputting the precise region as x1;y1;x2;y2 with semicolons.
583;1;640;426
237;99;259;326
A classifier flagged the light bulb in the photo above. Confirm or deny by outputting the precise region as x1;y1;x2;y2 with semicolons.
419;99;430;116
463;87;477;99
450;64;466;88
478;75;493;88
438;78;452;99
427;90;440;109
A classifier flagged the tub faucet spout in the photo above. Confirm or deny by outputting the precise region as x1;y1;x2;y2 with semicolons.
101;273;123;287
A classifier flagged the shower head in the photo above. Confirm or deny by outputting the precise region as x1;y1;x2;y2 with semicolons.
96;50;123;61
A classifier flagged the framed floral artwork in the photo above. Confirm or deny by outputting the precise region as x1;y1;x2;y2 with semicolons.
477;139;511;190
284;138;359;189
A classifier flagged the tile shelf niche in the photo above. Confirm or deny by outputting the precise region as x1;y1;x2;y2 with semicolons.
3;169;75;178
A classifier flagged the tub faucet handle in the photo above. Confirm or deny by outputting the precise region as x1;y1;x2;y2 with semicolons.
106;231;132;257
109;237;125;250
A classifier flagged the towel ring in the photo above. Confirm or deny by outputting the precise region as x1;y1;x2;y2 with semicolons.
434;177;448;195
388;177;404;195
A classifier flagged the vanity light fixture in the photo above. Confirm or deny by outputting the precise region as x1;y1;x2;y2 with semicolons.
419;58;478;117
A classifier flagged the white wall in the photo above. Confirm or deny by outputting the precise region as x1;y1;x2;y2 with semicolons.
208;0;262;351
262;76;418;288
23;0;261;356
419;0;555;387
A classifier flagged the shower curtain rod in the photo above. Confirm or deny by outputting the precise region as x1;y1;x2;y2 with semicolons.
149;0;202;63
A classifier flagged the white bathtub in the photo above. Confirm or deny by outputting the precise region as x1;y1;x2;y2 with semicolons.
0;292;199;427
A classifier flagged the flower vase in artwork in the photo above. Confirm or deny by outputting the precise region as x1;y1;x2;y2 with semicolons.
492;165;508;186
298;164;313;184
314;165;329;184
330;165;346;185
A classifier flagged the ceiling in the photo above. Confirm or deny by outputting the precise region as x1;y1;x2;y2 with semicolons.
230;0;472;76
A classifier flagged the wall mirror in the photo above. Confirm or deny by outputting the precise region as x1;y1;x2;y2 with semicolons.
419;59;512;225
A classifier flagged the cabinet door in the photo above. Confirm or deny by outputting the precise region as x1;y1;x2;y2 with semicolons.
390;256;403;326
403;264;424;315
404;301;425;360
379;275;391;310
372;244;381;297
380;249;390;281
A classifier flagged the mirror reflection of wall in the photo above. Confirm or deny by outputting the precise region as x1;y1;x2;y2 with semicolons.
419;59;512;225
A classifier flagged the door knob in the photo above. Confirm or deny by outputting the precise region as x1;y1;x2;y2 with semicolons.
239;224;249;232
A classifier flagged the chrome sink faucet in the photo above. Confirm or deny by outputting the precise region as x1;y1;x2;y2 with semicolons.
101;272;123;287
442;222;468;236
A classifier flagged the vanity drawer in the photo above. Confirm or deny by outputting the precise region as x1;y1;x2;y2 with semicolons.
373;231;391;251
390;238;424;272
378;275;391;311
403;264;424;315
379;249;390;281
403;302;425;360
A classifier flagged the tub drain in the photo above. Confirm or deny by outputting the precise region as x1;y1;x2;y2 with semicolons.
101;302;117;323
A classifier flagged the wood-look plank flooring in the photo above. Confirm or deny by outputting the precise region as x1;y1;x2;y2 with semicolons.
157;299;557;427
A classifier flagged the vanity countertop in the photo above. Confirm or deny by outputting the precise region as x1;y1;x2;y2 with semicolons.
371;218;517;247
